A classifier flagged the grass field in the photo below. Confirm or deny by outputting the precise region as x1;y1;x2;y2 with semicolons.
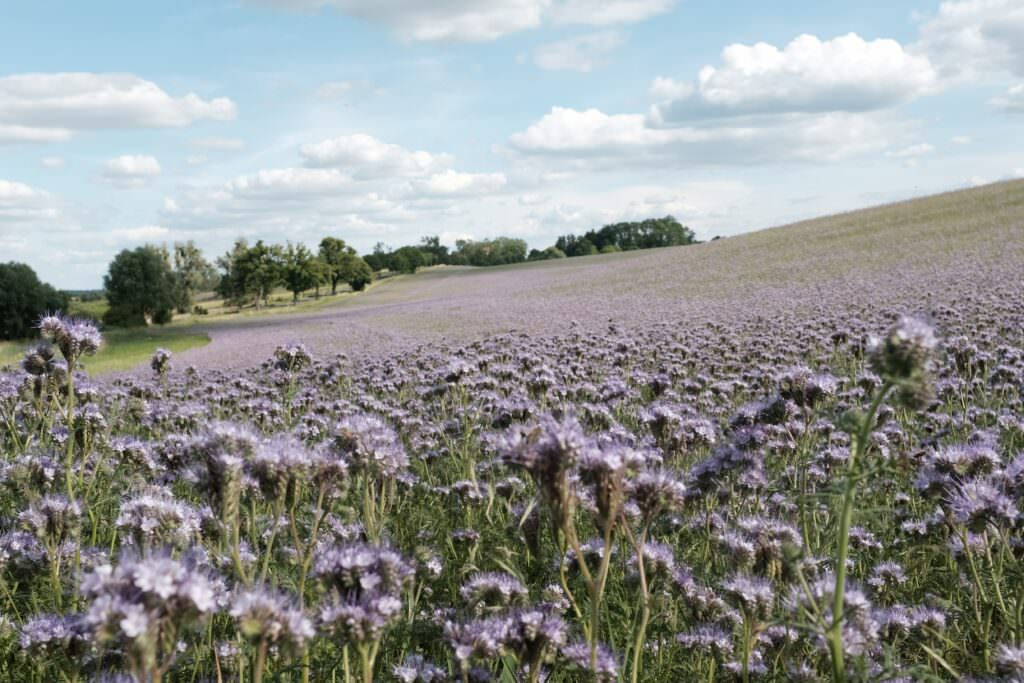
0;327;210;375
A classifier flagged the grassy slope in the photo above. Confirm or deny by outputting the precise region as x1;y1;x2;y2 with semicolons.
310;179;1024;336
0;328;210;376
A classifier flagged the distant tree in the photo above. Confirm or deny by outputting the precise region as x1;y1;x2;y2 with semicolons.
390;245;426;274
173;241;217;312
282;242;321;303
104;245;178;326
0;262;67;340
527;246;567;261
216;239;250;305
320;237;372;294
330;252;374;291
419;235;450;265
553;216;696;258
454;237;528;266
239;241;284;310
216;239;284;310
363;242;389;272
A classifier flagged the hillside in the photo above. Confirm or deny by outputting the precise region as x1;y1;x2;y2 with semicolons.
172;180;1024;371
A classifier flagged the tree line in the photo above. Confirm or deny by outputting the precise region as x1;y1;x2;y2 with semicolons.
105;237;375;324
363;236;530;273
0;216;697;339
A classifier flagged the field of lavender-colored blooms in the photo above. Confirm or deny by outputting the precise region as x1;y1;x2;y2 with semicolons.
2;179;1024;683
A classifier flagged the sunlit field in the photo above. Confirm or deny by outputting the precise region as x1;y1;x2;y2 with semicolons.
1;181;1022;681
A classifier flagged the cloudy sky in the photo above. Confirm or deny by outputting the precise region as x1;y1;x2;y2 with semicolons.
2;0;1023;288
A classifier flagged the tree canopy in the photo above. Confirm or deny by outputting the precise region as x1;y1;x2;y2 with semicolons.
104;246;178;326
0;262;67;340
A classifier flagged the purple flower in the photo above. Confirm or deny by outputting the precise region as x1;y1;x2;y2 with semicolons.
460;572;528;612
230;586;314;651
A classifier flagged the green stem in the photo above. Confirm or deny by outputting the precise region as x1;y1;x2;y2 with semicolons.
827;382;890;683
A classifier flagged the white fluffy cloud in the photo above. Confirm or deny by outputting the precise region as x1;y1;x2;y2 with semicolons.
110;225;170;242
509;106;904;165
40;156;65;169
409;169;508;196
0;73;236;145
226;168;354;198
300;134;453;178
103;155;162;188
248;0;671;41
0;179;59;223
534;31;625;72
991;83;1024;112
915;0;1024;78
649;33;937;124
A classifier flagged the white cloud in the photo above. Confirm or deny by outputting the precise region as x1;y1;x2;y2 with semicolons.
548;0;673;26
650;33;938;124
991;83;1024;112
0;73;236;143
0;179;59;223
509;106;905;166
227;168;353;198
192;137;245;151
649;76;692;100
0;124;72;144
300;134;453;178
534;31;625;72
103;154;162;188
110;225;170;242
951;135;973;144
410;169;507;196
915;0;1024;78
248;0;672;42
40;156;65;169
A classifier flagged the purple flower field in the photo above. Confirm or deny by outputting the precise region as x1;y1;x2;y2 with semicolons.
2;181;1024;681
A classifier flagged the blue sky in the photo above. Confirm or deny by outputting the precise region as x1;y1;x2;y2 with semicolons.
1;0;1022;288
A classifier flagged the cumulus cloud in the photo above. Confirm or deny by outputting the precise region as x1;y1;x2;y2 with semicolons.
649;33;938;125
648;76;692;100
547;0;672;26
509;106;905;166
103;155;162;188
0;179;59;223
534;31;625;71
0;73;236;143
226;168;353;198
410;169;508;196
991;83;1024;112
300;134;453;178
914;0;1024;78
247;0;672;41
110;225;170;242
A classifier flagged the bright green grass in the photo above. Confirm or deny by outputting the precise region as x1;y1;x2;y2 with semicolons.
0;328;210;376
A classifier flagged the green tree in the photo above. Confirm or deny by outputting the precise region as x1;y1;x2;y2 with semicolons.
104;245;178;326
216;239;250;305
173;241;217;312
390;245;426;274
282;242;321;303
239;241;284;310
0;262;67;340
318;237;358;294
